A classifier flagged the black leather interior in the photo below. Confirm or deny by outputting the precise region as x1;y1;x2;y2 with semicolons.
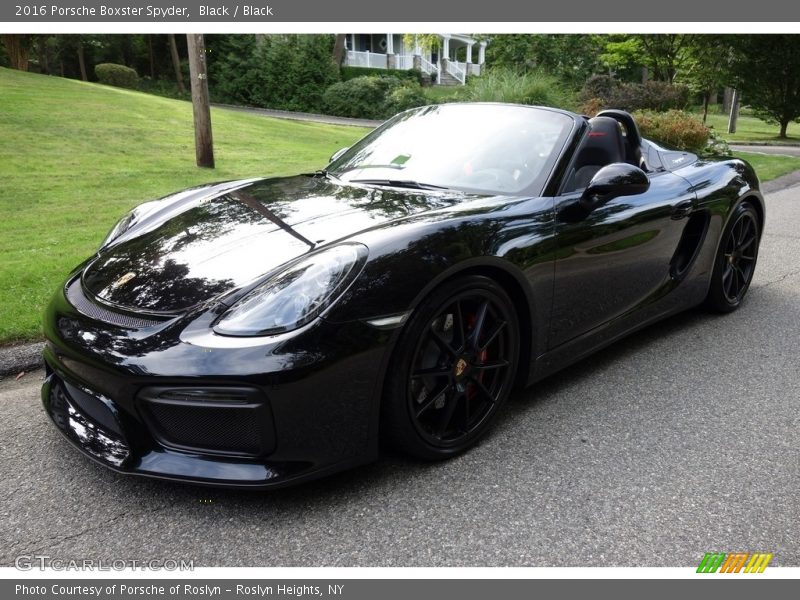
563;117;627;193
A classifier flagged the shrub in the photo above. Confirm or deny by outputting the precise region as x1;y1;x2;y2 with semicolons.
464;68;574;109
95;63;139;89
323;76;426;119
703;130;732;157
618;81;689;112
385;84;428;114
579;75;620;104
580;76;689;114
340;66;423;85
633;110;710;153
138;77;190;100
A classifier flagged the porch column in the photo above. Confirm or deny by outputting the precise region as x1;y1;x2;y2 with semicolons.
466;43;474;64
386;34;395;69
441;34;451;61
478;41;486;65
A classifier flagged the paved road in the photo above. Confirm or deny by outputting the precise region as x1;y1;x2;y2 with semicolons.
2;187;799;568
212;103;381;129
732;144;800;157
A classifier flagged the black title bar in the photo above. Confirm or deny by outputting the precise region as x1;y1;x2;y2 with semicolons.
1;0;798;23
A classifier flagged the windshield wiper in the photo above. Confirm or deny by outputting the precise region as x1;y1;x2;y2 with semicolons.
349;179;449;191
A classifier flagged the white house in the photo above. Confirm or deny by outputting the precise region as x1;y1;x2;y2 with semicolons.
343;34;487;85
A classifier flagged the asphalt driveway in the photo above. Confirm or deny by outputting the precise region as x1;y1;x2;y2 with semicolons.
2;186;798;568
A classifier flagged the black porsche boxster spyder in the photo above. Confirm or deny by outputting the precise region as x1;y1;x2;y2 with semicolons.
42;104;763;488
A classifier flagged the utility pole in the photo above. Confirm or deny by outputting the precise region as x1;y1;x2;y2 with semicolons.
186;34;214;169
727;88;741;135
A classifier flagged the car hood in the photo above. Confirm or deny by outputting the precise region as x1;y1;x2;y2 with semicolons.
81;175;470;313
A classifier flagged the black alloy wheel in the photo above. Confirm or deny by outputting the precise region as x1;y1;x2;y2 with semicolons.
706;202;761;312
383;275;520;459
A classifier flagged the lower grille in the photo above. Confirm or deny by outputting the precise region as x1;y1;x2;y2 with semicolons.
66;278;163;329
138;387;274;457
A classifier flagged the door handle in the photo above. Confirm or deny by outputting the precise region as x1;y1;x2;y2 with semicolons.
672;200;693;220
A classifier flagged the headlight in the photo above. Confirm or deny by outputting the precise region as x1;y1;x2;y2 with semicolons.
100;201;159;249
214;244;368;336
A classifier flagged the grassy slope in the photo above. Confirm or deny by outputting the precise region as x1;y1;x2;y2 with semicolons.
0;67;367;343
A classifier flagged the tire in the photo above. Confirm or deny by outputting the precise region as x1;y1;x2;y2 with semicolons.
382;275;520;460
705;202;761;313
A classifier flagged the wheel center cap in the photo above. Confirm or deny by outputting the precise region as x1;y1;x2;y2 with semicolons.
454;357;469;378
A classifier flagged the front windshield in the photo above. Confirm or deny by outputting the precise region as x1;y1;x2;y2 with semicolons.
328;104;575;196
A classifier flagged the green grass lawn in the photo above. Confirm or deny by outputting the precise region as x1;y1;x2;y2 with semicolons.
0;67;367;343
703;111;800;143
734;151;800;182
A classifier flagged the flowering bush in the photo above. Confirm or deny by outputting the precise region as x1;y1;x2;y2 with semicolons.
633;110;710;153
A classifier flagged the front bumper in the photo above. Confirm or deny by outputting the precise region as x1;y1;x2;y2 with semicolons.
41;279;392;489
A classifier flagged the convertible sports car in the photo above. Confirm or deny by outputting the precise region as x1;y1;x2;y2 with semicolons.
42;104;763;488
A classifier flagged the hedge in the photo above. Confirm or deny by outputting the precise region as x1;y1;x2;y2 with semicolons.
340;66;423;85
322;76;426;120
95;63;139;89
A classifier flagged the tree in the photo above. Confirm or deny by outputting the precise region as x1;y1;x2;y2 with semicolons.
637;35;693;83
332;34;346;66
1;34;31;70
485;35;604;89
76;35;87;81
678;35;734;123
730;35;800;138
600;35;693;83
168;34;186;94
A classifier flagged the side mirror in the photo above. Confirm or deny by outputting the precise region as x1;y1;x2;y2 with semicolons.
580;163;649;211
329;147;349;163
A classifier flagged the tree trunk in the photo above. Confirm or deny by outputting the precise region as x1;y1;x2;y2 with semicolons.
779;120;789;139
38;36;50;74
186;34;215;169
722;87;734;113
77;38;88;81
1;35;30;70
332;34;346;66
702;92;710;125
168;34;186;94
148;35;156;79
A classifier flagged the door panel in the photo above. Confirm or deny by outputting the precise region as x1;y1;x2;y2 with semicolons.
548;171;696;348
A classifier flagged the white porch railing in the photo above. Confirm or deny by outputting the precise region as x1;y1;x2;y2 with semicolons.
468;63;481;76
395;54;414;70
345;50;387;69
445;60;466;84
418;56;436;75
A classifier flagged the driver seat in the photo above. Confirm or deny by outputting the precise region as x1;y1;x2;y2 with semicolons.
564;117;626;193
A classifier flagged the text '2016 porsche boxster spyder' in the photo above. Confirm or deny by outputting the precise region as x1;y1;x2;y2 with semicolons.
42;104;764;488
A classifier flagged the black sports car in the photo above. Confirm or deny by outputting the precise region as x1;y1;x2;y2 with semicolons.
42;104;763;488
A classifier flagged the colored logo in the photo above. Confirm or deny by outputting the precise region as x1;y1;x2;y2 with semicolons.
697;552;773;573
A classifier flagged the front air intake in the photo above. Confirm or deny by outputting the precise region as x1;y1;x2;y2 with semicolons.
137;386;275;457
